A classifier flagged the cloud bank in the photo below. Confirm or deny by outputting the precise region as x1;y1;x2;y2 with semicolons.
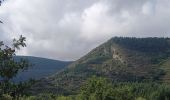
0;0;170;60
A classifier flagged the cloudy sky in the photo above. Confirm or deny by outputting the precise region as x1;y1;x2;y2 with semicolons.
0;0;170;61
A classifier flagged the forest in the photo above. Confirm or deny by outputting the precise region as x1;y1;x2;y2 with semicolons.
2;76;170;100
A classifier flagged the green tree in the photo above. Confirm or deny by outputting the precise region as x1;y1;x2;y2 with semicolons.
0;35;33;99
80;76;113;100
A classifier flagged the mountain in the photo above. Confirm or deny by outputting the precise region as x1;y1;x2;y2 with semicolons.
12;56;72;82
33;37;170;94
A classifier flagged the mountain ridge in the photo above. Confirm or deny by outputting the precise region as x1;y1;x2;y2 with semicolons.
12;56;72;82
33;37;170;95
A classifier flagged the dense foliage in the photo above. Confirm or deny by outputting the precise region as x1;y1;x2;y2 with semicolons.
111;37;170;53
1;37;170;100
77;76;170;100
14;76;170;100
0;36;34;99
36;37;170;95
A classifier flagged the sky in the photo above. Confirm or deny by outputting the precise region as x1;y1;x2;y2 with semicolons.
0;0;170;61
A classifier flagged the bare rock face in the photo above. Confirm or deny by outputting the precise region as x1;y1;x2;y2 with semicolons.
112;48;123;63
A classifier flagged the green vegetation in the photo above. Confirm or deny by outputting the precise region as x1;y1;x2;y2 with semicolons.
0;35;34;99
34;37;170;95
8;76;170;100
78;76;170;100
160;58;170;82
13;56;71;82
1;37;170;100
111;37;170;53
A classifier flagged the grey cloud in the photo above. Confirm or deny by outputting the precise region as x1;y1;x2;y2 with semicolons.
0;0;170;60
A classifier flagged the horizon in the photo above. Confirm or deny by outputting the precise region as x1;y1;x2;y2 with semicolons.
14;36;170;61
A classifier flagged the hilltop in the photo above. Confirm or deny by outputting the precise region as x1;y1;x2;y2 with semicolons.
33;37;170;94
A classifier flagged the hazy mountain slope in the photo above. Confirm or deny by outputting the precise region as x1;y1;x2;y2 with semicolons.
12;56;72;82
160;58;170;82
33;37;170;94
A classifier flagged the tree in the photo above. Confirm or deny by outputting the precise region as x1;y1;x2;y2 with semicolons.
0;35;33;99
80;76;113;100
0;1;34;99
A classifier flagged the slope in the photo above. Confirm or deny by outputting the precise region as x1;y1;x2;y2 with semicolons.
34;37;170;94
12;56;72;82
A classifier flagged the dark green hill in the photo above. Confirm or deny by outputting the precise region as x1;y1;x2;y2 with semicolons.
12;56;72;82
33;37;170;94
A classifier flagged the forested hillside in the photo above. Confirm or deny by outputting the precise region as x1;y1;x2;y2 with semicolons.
12;56;72;82
33;37;170;95
26;76;170;100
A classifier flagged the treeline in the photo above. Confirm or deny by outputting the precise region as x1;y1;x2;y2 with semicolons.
111;37;170;53
6;76;170;100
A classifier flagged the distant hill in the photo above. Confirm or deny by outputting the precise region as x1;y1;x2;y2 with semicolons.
12;56;72;82
32;37;170;94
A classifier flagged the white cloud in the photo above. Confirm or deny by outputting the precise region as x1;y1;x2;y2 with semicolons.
0;0;170;60
142;0;156;15
81;2;111;39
